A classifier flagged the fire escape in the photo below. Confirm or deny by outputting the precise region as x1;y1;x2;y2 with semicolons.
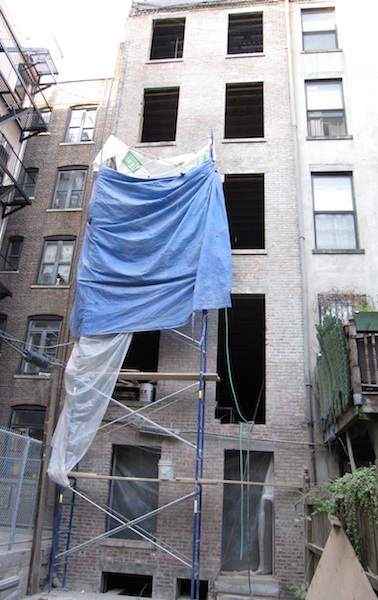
0;7;57;219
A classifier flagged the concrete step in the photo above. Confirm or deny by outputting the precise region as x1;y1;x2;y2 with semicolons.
214;572;279;598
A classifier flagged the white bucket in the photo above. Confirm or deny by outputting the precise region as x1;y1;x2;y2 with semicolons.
159;458;174;480
139;382;154;402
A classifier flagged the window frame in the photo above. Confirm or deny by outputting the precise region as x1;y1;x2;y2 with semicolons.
227;12;263;55
141;87;180;143
302;8;338;52
223;174;264;249
19;316;62;375
10;405;46;440
65;107;97;143
225;82;264;139
305;79;347;138
312;173;358;251
3;236;23;271
37;237;76;286
51;168;87;209
150;18;185;60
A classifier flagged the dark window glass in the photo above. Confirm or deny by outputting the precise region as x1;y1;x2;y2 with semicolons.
141;88;180;143
225;83;264;138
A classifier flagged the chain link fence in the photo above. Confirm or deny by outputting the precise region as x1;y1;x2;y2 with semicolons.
0;428;55;549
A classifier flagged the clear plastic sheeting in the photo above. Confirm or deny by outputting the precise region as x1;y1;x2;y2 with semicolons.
47;333;133;488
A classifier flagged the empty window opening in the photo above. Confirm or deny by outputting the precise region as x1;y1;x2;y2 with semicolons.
302;8;337;52
224;174;264;249
228;12;263;54
222;450;273;572
225;83;263;139
102;573;153;597
216;296;265;424
150;18;185;59
107;445;160;540
176;579;208;600
141;88;179;143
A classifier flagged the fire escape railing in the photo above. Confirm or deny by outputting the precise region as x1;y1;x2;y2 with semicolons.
0;130;32;217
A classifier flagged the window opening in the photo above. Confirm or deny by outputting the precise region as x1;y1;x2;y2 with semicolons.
312;173;357;250
37;239;75;285
107;445;160;540
102;573;153;597
65;108;97;143
150;18;185;59
228;12;263;54
52;169;87;209
306;80;346;137
176;578;208;599
15;168;38;202
302;8;337;52
222;450;273;571
141;88;179;143
225;83;263;139
19;317;62;375
216;295;265;424
3;236;23;271
224;174;264;249
10;405;46;441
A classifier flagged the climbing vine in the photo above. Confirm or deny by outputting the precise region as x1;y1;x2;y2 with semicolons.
311;466;378;561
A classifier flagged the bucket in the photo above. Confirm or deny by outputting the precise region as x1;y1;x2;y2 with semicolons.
139;382;154;402
159;458;174;480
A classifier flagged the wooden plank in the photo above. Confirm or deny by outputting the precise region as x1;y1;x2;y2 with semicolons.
117;371;220;382
305;542;324;557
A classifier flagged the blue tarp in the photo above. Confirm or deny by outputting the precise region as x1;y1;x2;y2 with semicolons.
70;158;232;337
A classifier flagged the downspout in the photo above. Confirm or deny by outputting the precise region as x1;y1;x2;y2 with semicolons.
284;0;317;482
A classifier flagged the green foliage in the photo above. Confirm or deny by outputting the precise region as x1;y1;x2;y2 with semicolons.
289;582;308;599
310;466;378;560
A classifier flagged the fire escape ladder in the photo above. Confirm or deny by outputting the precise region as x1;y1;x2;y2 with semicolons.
0;131;33;217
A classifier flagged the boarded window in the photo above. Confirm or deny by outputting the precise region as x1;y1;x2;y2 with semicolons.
150;18;185;59
225;83;263;139
228;12;263;54
223;174;264;249
216;296;265;424
141;88;180;143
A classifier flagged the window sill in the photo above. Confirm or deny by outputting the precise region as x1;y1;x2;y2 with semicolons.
0;269;19;274
306;135;353;141
232;249;267;255
46;208;83;212
136;141;176;147
222;138;265;144
31;284;70;289
312;249;365;255
301;49;342;55
225;52;265;58
59;141;94;146
14;373;51;380
147;58;183;64
100;538;155;550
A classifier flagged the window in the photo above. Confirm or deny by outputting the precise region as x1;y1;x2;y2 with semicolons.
52;168;87;209
40;110;51;128
223;175;264;249
312;174;357;250
107;445;160;540
15;168;38;202
141;88;179;143
302;8;337;52
20;317;62;375
3;236;23;271
216;296;265;424
228;12;263;54
225;83;263;139
0;137;11;184
65;107;97;143
306;80;346;137
150;18;185;59
10;405;46;441
37;238;75;285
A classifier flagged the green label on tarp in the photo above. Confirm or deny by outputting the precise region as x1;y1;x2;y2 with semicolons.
355;311;378;332
122;151;143;173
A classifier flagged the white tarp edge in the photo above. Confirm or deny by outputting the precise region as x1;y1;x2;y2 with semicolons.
48;333;133;488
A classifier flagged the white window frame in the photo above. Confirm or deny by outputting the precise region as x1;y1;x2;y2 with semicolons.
302;8;337;52
20;318;62;375
65;108;97;143
312;173;358;250
52;168;87;209
37;239;75;286
306;80;347;138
